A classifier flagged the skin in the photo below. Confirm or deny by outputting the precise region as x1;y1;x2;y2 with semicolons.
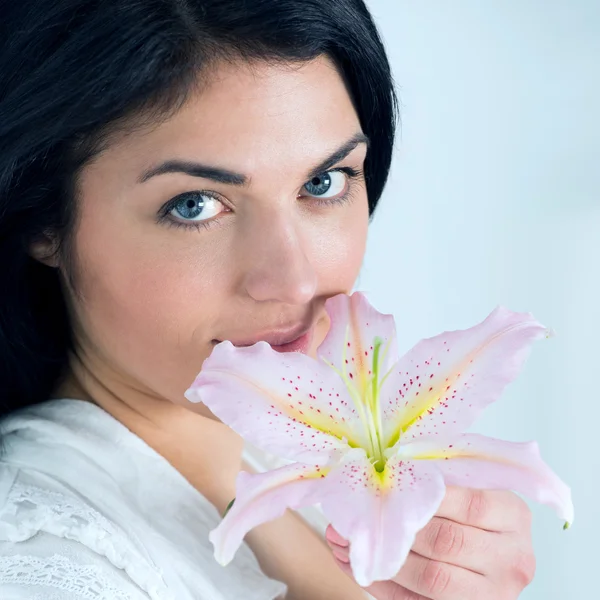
33;56;535;599
326;488;536;600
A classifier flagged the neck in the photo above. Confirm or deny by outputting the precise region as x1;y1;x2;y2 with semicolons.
53;349;244;514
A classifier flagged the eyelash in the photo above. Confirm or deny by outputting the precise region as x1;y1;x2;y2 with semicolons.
156;166;364;232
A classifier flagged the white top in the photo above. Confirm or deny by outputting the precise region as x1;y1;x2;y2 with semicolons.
0;398;331;600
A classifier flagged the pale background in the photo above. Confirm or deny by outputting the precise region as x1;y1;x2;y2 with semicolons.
358;1;599;598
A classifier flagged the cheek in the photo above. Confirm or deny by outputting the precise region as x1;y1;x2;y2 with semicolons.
307;197;369;354
314;197;369;289
70;215;227;400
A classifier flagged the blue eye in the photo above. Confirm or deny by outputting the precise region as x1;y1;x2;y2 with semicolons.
159;166;361;232
168;192;225;222
303;171;347;199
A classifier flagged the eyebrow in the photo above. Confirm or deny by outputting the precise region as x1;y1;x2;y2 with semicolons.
137;132;370;186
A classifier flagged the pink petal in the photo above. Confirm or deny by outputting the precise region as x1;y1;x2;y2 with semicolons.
400;433;574;525
210;463;327;565
380;306;549;447
185;340;369;464
318;449;446;587
317;292;398;394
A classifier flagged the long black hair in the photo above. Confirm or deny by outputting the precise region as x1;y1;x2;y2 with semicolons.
0;0;398;425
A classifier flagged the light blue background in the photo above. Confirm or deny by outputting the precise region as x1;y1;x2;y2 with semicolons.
360;1;599;598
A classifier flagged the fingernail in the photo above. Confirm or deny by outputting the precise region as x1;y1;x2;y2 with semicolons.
326;526;349;547
332;548;350;564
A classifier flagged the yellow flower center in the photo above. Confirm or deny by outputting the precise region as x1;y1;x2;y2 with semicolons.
338;330;392;472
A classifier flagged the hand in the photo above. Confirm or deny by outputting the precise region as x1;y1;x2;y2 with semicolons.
325;486;536;600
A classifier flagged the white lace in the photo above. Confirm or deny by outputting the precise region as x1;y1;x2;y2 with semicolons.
2;481;123;539
0;481;174;600
0;554;133;599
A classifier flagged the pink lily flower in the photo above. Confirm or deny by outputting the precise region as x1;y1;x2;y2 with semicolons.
185;292;573;587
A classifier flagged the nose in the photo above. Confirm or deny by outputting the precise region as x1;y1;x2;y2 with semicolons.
240;211;318;305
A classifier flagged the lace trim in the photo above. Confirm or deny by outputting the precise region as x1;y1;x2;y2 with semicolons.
0;482;174;600
2;481;122;538
0;554;134;599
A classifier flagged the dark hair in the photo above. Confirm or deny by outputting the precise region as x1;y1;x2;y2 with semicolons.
0;0;398;426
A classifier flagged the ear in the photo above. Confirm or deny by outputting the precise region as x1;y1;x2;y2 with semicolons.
29;233;60;268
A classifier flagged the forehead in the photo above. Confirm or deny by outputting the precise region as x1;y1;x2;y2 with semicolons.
95;56;362;177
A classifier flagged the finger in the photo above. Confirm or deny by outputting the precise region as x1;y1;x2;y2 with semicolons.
326;522;497;591
333;555;430;600
412;516;507;575
325;524;349;547
393;551;493;600
328;541;349;563
436;486;532;532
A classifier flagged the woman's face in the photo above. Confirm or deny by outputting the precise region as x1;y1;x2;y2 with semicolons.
64;56;370;412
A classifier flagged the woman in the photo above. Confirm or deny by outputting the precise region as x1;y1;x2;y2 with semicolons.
0;1;536;598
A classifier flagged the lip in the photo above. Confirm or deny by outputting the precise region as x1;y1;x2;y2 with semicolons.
270;328;314;354
214;323;316;354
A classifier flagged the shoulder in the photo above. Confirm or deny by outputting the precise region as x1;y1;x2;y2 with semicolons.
0;466;173;600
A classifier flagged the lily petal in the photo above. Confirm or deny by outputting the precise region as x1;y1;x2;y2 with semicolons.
210;463;328;565
318;449;446;587
379;306;549;447
317;292;398;395
186;340;369;463
398;433;574;525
